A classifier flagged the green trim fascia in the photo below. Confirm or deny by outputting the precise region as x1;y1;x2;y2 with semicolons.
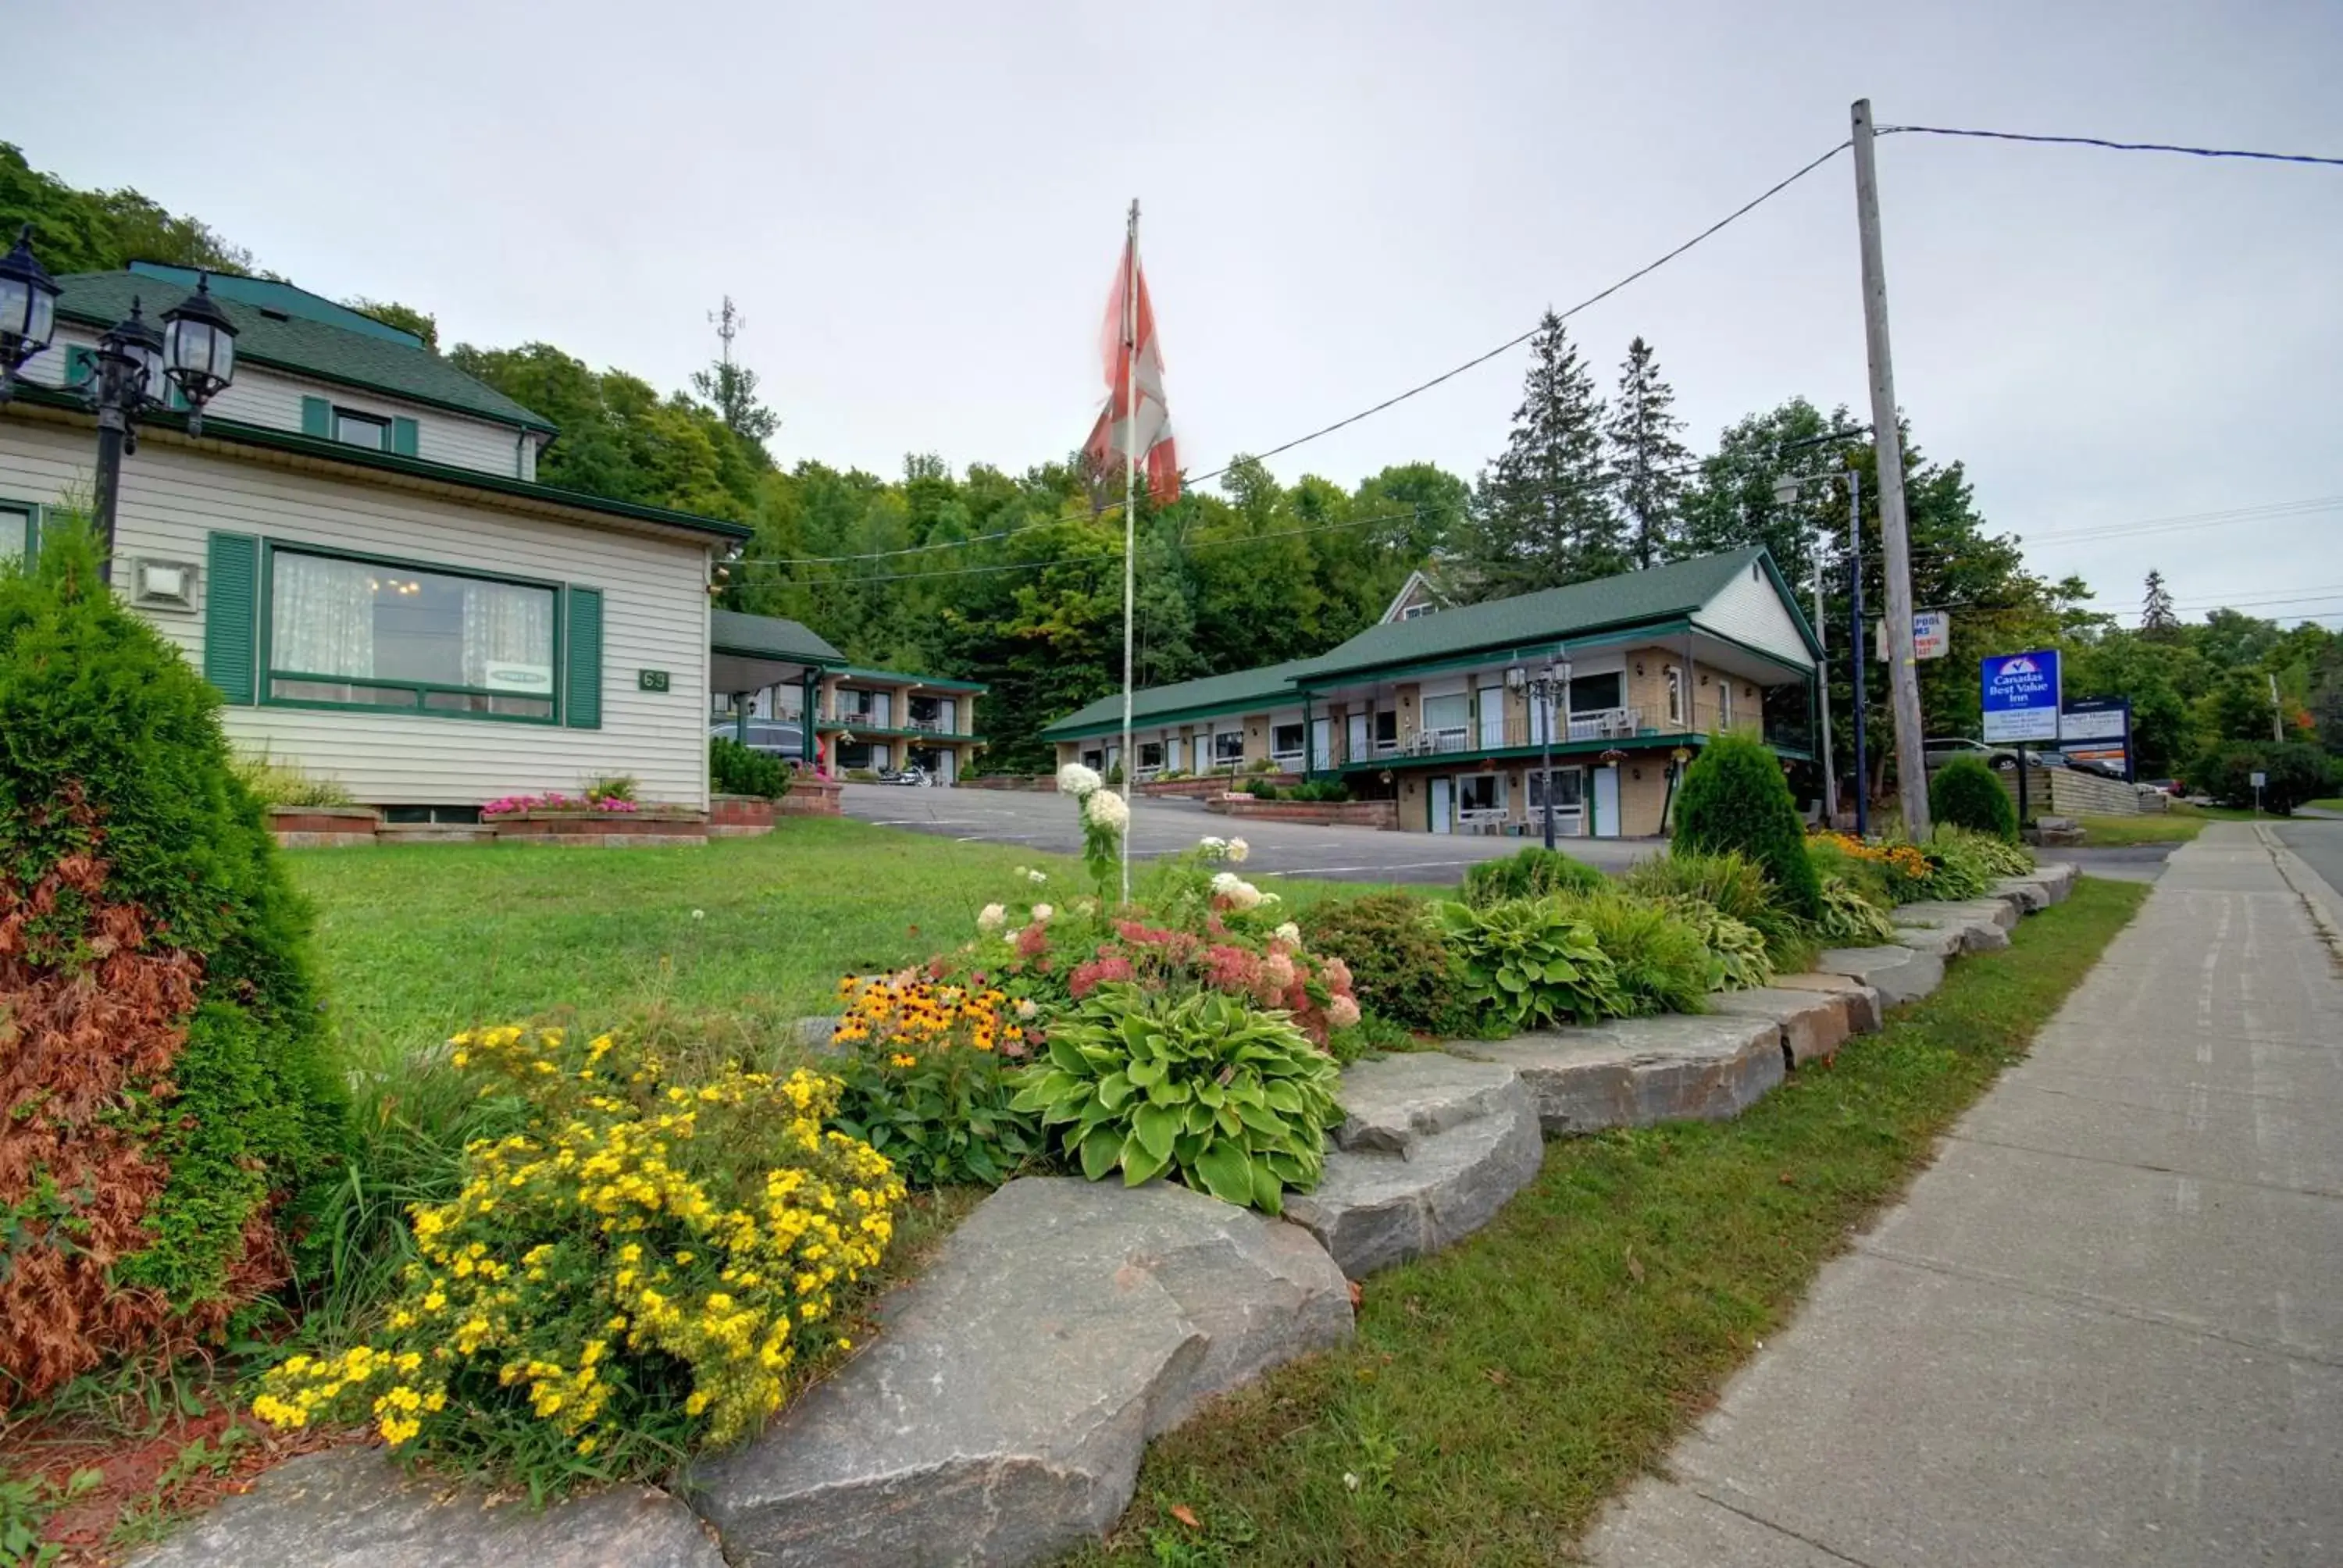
1335;733;1708;773
1301;618;1696;690
1685;618;1819;678
711;642;844;669
258;537;565;729
1043;690;1303;743
0;387;747;540
836;667;988;693
51;303;559;434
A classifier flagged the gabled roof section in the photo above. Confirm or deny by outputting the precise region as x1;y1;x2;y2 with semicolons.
1307;547;1802;680
710;610;846;667
52;269;556;433
1040;657;1325;740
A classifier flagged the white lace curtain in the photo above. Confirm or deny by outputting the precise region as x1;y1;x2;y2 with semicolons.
272;552;376;676
459;580;554;686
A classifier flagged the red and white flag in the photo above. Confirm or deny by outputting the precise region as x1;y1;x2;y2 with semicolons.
1083;237;1180;504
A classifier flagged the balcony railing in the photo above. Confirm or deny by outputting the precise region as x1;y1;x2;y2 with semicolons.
1563;705;1643;743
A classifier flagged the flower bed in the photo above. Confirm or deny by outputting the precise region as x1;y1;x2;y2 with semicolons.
1139;772;1298;799
493;807;708;846
268;804;382;848
1205;795;1397;829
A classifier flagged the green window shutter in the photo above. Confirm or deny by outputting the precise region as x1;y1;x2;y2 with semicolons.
390;417;419;457
203;533;260;704
565;586;604;729
301;397;331;437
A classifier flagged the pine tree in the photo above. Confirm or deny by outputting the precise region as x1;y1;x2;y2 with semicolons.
1605;337;1690;569
1464;312;1621;598
2140;569;2181;640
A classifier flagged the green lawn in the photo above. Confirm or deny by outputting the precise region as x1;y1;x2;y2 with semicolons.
2076;799;2267;846
288;820;1373;1074
1067;876;2147;1568
2309;798;2343;814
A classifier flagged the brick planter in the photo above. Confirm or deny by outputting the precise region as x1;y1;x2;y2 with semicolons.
773;778;843;817
709;793;779;838
1141;773;1298;800
1206;796;1398;829
269;804;382;849
491;808;708;846
958;774;1055;791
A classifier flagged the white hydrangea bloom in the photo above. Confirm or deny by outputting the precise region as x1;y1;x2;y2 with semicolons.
1225;837;1250;863
1031;902;1056;923
1026;868;1048;884
1084;788;1130;831
1057;763;1104;796
1197;836;1228;856
977;903;1007;932
1211;871;1242;896
1274;921;1302;945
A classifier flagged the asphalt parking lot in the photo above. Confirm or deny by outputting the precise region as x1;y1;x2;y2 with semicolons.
840;783;1660;884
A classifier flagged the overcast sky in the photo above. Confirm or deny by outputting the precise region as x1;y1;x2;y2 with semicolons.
16;2;2342;626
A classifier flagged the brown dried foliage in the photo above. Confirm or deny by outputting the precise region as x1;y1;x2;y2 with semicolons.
0;795;284;1406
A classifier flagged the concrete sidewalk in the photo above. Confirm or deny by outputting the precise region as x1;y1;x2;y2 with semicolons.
1585;824;2343;1566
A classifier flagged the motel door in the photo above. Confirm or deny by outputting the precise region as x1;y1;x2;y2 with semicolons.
1428;776;1453;834
1592;766;1621;839
1312;718;1333;772
1346;712;1369;764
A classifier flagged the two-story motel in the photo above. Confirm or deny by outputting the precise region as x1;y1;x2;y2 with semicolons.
1041;547;1820;837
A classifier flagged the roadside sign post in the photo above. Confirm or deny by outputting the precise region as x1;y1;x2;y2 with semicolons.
2252;769;2267;817
1982;650;2063;835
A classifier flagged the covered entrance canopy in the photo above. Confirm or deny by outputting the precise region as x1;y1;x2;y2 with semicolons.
709;610;846;767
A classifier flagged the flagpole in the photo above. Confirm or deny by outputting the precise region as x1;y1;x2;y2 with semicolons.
1118;197;1139;906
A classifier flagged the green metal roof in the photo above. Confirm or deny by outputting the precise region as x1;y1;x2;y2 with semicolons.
710;610;846;666
1040;657;1328;741
52;269;557;433
837;665;988;693
1305;548;1785;681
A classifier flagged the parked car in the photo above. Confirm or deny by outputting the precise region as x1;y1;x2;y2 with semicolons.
710;719;805;759
1923;736;2022;773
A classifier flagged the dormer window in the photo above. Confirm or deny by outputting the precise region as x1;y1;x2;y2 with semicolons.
335;409;391;451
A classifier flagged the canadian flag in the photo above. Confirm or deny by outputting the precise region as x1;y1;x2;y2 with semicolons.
1083;234;1180;504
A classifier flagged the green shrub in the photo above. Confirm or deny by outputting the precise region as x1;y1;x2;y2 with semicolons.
1242;777;1281;800
1326;1011;1420;1064
1929;754;2017;840
1460;846;1607;908
0;522;344;1403
1621;850;1810;965
1815;875;1899;944
1657;896;1777;991
583;772;637;804
253;1025;906;1492
1288;779;1353;804
826;975;1044;1188
1910;836;1995;900
230;750;355;807
2189;740;2331;814
1298;893;1462;1035
710;736;792;800
1806;833;1895;910
1011;988;1343;1214
1937;825;2034;878
1550;892;1715;1016
1671;732;1821;919
1431;898;1625;1032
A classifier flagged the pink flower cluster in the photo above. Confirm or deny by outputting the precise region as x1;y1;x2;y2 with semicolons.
1060;918;1361;1044
480;792;644;818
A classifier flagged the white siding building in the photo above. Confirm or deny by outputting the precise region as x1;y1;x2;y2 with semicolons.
1;264;747;812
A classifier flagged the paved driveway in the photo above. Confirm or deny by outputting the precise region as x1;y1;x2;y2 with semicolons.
840;783;1660;884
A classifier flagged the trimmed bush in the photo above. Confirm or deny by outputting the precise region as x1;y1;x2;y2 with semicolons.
711;736;792;799
1671;732;1821;919
1930;755;2017;841
1460;846;1607;908
0;525;343;1404
1299;892;1461;1035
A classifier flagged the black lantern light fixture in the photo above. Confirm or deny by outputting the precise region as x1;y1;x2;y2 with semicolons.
162;275;238;435
0;225;62;402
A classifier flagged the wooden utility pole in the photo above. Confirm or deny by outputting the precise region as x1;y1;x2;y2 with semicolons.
1851;99;1930;836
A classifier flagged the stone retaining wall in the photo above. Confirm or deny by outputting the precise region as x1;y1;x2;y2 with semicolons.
1205;796;1399;829
708;793;777;837
1140;772;1297;799
772;779;843;816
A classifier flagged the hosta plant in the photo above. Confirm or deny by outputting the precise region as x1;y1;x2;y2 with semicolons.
1431;897;1624;1032
1010;987;1343;1214
1816;875;1899;945
1660;896;1777;992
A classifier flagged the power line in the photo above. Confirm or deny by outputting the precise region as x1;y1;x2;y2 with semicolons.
1878;123;2343;170
1184;140;1856;486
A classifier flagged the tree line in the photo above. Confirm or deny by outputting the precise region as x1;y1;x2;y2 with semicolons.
8;141;2338;784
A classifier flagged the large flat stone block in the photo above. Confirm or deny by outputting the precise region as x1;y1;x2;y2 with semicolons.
690;1177;1350;1568
1460;1014;1785;1136
1706;985;1853;1067
1771;972;1885;1035
1287;1057;1544;1277
1895;896;2020;934
1813;944;1944;1007
1992;876;2051;913
127;1449;720;1568
1888;921;1967;957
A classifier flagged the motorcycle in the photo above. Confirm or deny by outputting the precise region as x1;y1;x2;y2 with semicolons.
876;764;933;787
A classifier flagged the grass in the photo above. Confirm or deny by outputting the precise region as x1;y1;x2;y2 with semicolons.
1067;875;2148;1568
2308;798;2343;814
2074;799;2270;846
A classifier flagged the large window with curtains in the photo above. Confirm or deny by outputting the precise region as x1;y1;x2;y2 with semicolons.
264;546;561;722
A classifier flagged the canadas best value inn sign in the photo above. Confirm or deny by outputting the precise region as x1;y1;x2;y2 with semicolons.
1981;650;2062;744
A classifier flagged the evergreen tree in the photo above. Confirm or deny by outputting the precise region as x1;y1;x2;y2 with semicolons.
1604;337;1691;568
2139;569;2181;640
1463;312;1620;598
